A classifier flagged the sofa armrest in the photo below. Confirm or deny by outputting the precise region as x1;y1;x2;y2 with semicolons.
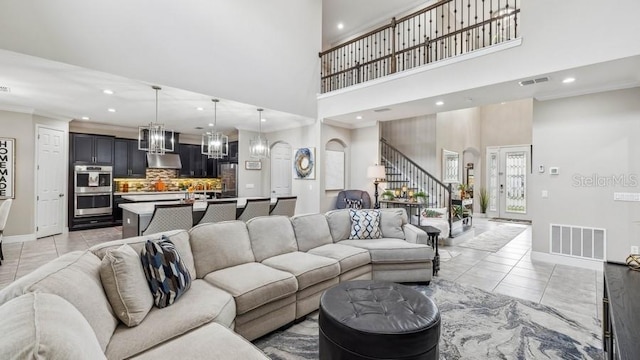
403;224;429;246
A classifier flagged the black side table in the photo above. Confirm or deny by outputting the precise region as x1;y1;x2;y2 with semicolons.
421;225;440;276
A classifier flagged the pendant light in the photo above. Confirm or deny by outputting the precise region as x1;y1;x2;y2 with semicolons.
201;99;228;159
249;108;269;159
138;86;175;154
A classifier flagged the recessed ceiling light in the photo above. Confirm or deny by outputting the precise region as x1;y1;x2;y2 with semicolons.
337;23;344;30
196;107;204;111
356;115;363;120
562;77;576;84
435;101;444;106
81;116;90;120
261;118;267;122
103;89;114;95
107;108;116;113
208;123;214;127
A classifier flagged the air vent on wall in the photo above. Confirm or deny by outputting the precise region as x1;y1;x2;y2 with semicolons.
550;224;606;261
0;86;11;93
518;77;550;86
374;108;391;113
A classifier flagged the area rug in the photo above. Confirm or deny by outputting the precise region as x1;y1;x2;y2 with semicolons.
253;280;602;360
457;224;527;252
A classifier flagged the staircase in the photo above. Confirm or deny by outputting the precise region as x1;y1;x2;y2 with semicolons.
380;138;453;235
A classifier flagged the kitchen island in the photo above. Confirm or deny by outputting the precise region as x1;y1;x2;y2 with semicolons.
119;197;276;238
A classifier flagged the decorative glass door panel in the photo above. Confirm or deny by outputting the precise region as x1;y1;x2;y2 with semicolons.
505;151;526;213
487;151;499;212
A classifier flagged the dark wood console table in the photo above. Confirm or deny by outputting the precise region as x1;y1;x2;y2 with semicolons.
603;262;640;360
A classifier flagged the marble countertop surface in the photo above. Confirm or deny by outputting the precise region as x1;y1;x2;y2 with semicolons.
119;197;276;215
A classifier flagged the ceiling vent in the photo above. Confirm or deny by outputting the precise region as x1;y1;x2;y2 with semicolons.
518;77;550;86
0;86;11;93
374;108;391;112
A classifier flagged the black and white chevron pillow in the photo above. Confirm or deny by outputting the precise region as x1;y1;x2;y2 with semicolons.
140;236;192;308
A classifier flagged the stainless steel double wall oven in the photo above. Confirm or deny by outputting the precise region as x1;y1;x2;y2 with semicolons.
73;165;113;217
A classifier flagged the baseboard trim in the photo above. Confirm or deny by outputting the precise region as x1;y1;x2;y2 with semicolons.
3;233;37;243
531;251;604;271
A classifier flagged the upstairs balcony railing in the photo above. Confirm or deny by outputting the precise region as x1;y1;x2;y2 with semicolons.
319;0;520;93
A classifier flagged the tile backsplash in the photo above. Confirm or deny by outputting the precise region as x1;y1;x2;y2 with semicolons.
114;168;220;192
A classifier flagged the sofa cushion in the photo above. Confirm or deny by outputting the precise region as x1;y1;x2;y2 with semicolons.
325;209;352;242
261;252;340;291
247;216;298;262
349;209;382;239
130;322;268;360
204;262;298;315
338;239;434;263
105;279;236;360
100;244;153;327
141;238;192;308
89;230;196;280
379;208;407;239
10;251;118;351
307;244;371;273
0;292;106;360
189;221;255;277
290;213;333;252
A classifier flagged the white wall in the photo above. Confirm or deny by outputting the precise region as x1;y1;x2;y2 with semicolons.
350;125;381;207
380;115;437;177
531;87;640;263
0;0;322;118
0;111;69;238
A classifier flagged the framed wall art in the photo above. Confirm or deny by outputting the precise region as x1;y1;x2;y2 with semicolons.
245;160;262;170
0;138;15;199
293;147;315;180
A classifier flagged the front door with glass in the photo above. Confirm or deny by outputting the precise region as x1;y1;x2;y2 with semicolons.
486;145;531;221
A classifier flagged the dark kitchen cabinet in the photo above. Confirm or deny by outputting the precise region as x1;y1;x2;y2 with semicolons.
71;133;114;165
179;144;216;178
114;139;147;178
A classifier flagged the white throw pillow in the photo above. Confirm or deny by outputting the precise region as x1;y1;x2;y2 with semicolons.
99;244;153;327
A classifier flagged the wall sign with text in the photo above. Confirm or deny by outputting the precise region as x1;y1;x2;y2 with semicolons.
0;138;15;199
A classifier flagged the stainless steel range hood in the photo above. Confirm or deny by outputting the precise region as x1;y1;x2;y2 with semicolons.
146;153;182;169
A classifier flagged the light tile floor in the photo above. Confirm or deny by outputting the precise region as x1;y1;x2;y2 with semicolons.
0;219;603;323
438;218;603;322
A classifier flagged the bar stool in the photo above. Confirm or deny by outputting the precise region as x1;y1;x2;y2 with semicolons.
269;196;297;217
197;200;237;225
237;198;271;222
142;203;193;235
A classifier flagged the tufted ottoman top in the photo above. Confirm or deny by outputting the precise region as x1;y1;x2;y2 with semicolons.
319;280;440;359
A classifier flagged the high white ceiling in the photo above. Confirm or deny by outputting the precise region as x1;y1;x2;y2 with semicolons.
2;1;637;136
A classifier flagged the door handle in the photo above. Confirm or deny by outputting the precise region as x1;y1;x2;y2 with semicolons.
58;193;64;197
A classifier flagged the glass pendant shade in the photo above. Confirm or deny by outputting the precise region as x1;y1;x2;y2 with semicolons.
138;86;174;154
201;99;228;159
249;108;270;159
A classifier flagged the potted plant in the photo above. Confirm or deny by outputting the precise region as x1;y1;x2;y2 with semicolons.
452;205;464;219
381;190;395;201
479;187;489;215
457;183;468;199
413;191;428;204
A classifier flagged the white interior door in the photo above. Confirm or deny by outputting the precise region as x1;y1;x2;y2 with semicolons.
486;145;530;221
37;127;65;238
271;142;292;196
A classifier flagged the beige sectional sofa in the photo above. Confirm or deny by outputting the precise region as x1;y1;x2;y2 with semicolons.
0;208;434;359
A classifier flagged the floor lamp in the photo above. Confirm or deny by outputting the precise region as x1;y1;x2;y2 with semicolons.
367;164;386;209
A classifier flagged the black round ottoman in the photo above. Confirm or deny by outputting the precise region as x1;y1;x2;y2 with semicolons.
318;280;440;360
